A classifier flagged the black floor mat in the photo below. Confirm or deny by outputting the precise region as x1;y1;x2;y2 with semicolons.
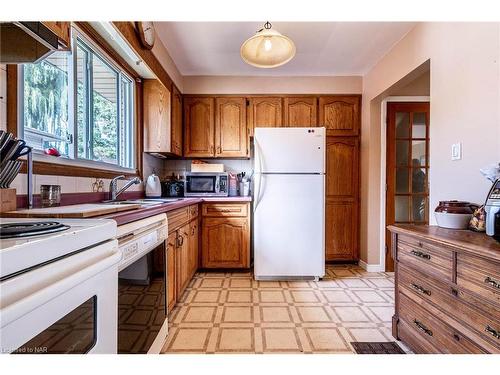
351;342;405;354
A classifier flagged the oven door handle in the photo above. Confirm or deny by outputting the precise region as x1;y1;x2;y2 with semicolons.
0;243;121;327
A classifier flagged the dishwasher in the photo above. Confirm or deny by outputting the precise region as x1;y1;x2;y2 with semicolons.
116;213;168;354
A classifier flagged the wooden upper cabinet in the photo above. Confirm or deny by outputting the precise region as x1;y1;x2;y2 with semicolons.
283;97;318;127
319;96;361;136
143;79;172;154
43;22;71;48
215;97;248;157
170;86;183;156
325;137;359;199
184;97;215;157
247;97;283;136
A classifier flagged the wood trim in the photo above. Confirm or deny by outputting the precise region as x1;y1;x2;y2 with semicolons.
183;94;362;98
6;65;17;136
112;22;174;92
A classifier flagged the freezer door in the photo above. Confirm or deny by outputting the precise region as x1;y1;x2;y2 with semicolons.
254;127;325;174
254;173;325;278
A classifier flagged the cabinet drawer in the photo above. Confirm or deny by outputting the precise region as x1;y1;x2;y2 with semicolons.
167;207;189;233
399;263;500;349
189;204;199;221
397;319;439;354
399;292;486;354
457;253;500;307
202;203;248;217
397;236;453;281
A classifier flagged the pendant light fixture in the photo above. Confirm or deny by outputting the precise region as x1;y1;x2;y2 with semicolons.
240;22;296;68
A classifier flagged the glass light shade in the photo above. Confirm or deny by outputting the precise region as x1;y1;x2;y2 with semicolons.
240;27;296;68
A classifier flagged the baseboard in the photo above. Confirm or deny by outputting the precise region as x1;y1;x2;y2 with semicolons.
359;260;385;272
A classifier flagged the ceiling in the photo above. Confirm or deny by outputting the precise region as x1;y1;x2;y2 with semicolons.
154;22;416;76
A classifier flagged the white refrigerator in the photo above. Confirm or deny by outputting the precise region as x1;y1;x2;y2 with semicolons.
253;127;325;280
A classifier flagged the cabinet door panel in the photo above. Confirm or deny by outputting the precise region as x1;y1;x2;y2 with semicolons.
143;79;171;153
184;97;215;157
325;137;359;261
175;225;190;299
215;97;248;157
167;232;177;313
283;97;317;127
189;220;199;278
319;96;360;136
247;97;282;137
170;86;183;156
325;200;358;261
326;137;359;198
202;217;250;268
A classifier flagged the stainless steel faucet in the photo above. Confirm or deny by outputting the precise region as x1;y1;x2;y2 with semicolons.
109;175;141;201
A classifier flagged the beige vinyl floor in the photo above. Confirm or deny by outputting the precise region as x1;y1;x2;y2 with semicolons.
161;264;398;354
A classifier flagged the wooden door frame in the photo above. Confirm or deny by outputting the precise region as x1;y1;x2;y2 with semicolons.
379;96;430;272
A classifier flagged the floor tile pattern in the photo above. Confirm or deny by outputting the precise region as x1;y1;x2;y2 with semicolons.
162;265;397;354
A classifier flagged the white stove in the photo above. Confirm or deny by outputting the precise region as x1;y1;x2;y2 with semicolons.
0;218;120;354
0;218;117;280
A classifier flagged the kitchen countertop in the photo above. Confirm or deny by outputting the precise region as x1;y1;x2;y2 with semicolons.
102;196;252;226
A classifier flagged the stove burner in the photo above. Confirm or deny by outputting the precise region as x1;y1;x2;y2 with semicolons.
0;222;70;239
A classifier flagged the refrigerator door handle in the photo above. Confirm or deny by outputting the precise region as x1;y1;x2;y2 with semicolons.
254;139;265;174
253;174;265;212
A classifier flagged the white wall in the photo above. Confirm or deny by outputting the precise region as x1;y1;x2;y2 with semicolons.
0;64;7;132
361;22;500;265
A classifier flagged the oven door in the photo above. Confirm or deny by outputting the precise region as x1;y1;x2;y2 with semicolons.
185;175;217;196
0;240;120;354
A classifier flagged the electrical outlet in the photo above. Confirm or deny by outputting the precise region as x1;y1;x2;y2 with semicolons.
451;142;462;161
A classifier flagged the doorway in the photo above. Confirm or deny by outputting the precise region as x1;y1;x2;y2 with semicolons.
385;102;430;271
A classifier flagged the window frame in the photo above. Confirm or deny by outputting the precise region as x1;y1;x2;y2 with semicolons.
11;23;142;179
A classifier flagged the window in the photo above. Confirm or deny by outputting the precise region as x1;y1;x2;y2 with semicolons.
20;27;135;170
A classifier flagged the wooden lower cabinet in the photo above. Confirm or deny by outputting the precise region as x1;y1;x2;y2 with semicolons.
175;223;191;299
166;232;177;312
201;202;251;269
325;200;358;261
166;204;200;313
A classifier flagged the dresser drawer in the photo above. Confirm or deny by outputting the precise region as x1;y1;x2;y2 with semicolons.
397;236;453;281
399;292;487;354
202;203;249;217
457;253;500;307
188;204;199;221
399;264;500;350
397;318;440;354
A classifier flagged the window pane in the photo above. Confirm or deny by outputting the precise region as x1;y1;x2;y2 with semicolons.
395;196;410;222
412;167;427;194
23;52;71;156
396;168;409;193
412;195;427;222
396;140;409;166
411;140;426;166
395;112;410;138
412;112;426;138
92;55;118;164
76;45;89;159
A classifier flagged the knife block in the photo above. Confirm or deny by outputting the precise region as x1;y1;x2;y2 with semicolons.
0;188;17;213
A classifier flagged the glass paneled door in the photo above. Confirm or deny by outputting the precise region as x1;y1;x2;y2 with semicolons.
386;102;430;271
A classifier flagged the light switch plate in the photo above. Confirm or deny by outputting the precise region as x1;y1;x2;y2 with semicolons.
451;142;462;160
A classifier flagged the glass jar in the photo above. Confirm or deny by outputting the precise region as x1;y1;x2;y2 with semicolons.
40;185;61;207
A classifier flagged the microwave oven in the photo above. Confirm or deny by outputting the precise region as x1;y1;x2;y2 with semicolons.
184;172;228;197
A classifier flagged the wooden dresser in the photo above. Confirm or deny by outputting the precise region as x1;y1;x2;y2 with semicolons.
388;225;500;353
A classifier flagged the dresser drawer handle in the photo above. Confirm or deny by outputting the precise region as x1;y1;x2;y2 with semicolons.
410;250;431;260
484;277;500;289
411;283;431;296
414;319;433;336
485;325;500;339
